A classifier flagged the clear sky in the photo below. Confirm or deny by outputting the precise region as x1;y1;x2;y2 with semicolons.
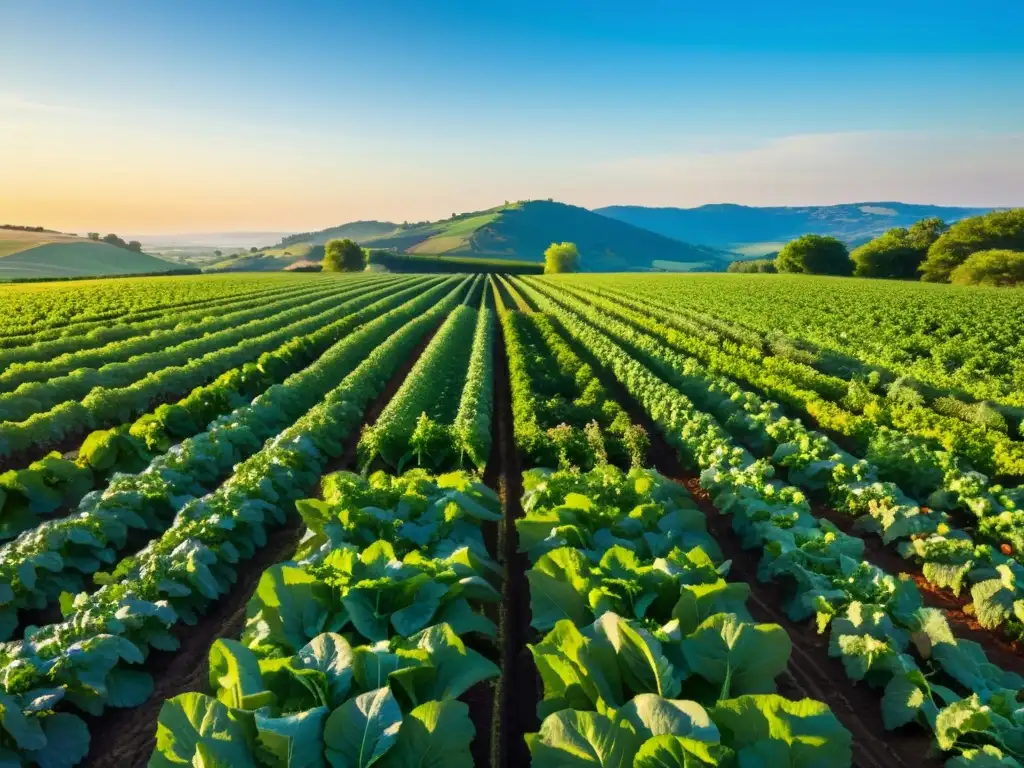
2;0;1023;234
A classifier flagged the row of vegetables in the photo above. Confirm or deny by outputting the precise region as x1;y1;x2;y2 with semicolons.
0;278;377;424
358;276;494;473
0;274;301;343
0;278;346;379
582;279;1021;438
0;276;425;543
502;303;647;473
149;469;504;767
0;277;453;639
519;464;855;766
526;277;1024;636
0;277;469;765
547;279;1024;483
514;277;1024;766
0;277;411;463
0;279;359;393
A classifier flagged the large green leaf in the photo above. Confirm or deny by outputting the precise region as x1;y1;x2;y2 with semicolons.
377;700;475;767
392;623;499;704
298;633;355;709
255;706;329;768
528;548;597;631
588;613;680;701
210;638;275;710
633;735;730;768
323;687;402;768
245;565;333;653
527;709;640;767
681;614;790;698
22;714;90;768
710;695;852;768
150;693;258;768
619;694;719;743
671;581;753;636
530;620;623;714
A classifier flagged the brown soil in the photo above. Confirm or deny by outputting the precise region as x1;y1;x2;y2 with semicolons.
489;313;538;768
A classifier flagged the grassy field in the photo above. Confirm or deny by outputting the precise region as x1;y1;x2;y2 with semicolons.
0;239;181;280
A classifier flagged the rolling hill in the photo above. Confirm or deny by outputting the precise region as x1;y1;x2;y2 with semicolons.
268;201;731;271
0;230;181;280
595;202;995;256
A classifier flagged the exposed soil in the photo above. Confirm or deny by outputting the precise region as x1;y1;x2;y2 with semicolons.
80;315;448;768
488;313;538;768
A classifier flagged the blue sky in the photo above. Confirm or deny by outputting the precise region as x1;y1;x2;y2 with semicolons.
2;1;1022;233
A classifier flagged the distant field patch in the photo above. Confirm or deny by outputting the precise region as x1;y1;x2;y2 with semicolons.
728;241;787;257
0;241;179;280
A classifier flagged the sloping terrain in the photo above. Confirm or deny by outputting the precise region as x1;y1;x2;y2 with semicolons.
596;202;994;253
271;201;731;271
0;233;180;279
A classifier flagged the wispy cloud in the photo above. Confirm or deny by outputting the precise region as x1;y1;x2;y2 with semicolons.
588;131;1024;208
0;93;78;113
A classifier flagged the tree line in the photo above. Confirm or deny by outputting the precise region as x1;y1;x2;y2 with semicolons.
86;232;144;253
728;209;1024;287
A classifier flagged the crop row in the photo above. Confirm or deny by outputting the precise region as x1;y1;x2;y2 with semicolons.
0;277;408;465
0;277;456;640
525;278;1024;635
0;278;371;424
515;277;1024;765
0;274;313;343
147;469;503;768
518;464;854;766
0;276;426;543
358;279;494;473
0;276;357;391
0;277;469;766
501;299;646;472
0;276;340;369
562;279;1024;479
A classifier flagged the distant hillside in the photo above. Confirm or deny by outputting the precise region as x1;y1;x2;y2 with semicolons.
0;230;180;280
595;202;995;256
273;201;731;271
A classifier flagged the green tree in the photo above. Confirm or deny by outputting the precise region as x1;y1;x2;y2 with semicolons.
727;258;777;273
950;249;1024;287
250;246;259;253
851;217;948;279
87;232;99;241
127;240;143;253
906;217;948;250
920;209;1024;282
213;249;222;258
323;238;366;272
776;235;852;275
544;242;580;273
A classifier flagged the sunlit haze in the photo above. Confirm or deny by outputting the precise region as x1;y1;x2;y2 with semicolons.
2;1;1023;234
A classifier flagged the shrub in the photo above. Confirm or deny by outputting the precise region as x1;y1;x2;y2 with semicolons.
949;249;1024;287
920;209;1024;282
776;235;852;275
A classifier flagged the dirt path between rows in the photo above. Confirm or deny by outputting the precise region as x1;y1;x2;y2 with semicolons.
487;311;537;768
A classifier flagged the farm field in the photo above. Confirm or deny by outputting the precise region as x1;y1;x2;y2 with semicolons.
0;271;1022;768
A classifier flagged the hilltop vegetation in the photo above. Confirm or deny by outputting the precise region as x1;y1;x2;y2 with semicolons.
265;200;731;271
